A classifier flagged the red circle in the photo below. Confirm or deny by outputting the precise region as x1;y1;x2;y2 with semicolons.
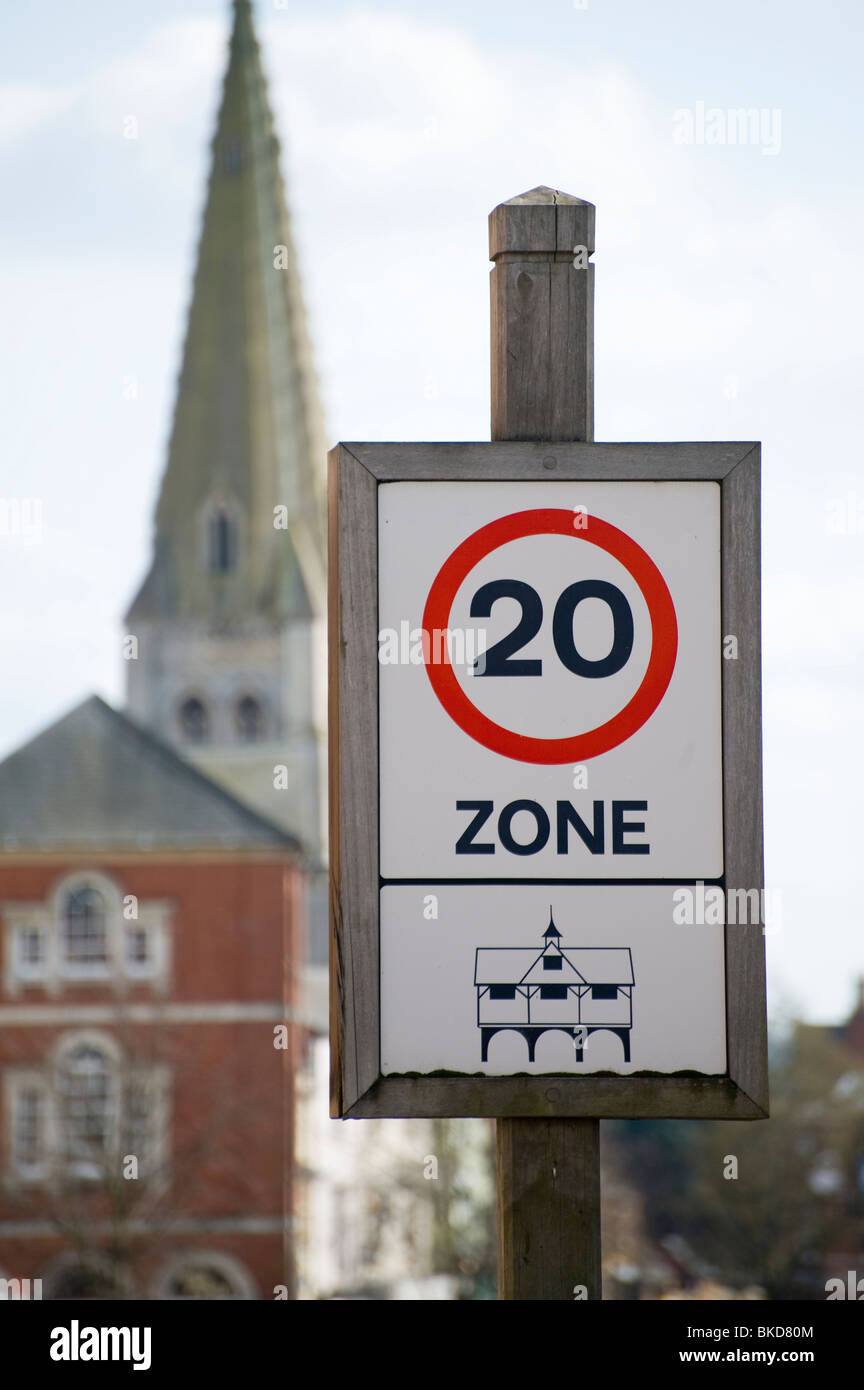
421;508;678;764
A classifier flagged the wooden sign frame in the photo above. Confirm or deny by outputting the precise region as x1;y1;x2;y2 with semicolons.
329;439;766;1121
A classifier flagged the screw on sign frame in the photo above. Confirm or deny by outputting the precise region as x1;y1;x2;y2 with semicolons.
421;507;678;765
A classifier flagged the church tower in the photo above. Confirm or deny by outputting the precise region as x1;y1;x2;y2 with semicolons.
125;0;327;946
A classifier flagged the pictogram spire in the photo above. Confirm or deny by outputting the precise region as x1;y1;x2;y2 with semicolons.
543;908;561;940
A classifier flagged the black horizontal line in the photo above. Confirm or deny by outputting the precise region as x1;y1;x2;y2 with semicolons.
379;877;725;888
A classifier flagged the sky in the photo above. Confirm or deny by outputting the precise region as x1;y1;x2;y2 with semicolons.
0;0;862;1024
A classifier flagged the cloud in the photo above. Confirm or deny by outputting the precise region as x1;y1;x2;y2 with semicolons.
0;82;75;148
80;18;224;167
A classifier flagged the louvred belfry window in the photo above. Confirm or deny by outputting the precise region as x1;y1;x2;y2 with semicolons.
180;697;208;743
62;887;107;966
208;508;236;573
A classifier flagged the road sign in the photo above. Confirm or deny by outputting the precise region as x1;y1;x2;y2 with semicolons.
330;441;766;1120
378;480;721;880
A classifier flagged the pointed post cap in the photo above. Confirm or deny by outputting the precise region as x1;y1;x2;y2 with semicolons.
489;186;595;260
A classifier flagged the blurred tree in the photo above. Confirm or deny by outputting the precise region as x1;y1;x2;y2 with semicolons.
608;1018;864;1299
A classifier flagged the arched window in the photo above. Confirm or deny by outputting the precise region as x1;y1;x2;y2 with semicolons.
57;1043;113;1170
180;697;208;743
207;508;236;573
49;1263;121;1300
236;695;265;743
169;1266;236;1298
6;1029;167;1189
154;1252;257;1300
43;1252;128;1300
62;887;107;967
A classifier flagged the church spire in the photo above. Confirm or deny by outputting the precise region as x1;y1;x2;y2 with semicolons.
123;1;329;890
126;0;326;630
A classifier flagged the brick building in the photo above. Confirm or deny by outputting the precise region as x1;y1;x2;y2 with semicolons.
0;696;302;1298
0;1;319;1300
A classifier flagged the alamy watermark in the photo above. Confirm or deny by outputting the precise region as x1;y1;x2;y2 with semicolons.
0;1277;42;1300
825;491;864;535
50;1322;151;1370
826;1271;864;1300
672;882;782;934
673;102;781;157
378;622;488;673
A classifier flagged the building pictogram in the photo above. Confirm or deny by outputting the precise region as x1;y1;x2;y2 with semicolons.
473;910;634;1063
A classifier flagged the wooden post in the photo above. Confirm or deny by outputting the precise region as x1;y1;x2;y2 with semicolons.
490;186;594;443
490;186;602;1301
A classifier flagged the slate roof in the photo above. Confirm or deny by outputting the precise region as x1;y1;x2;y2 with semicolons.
0;696;298;852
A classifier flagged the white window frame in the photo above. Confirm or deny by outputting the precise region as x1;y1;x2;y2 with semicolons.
54;1032;120;1179
54;871;119;982
152;1250;257;1300
122;901;171;987
1;877;172;994
3;905;54;995
15;923;48;981
3;1069;53;1184
3;1032;171;1188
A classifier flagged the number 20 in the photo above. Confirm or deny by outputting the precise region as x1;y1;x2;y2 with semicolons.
470;578;634;678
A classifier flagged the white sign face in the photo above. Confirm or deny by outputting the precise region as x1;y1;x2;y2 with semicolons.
376;479;726;1080
380;885;726;1076
378;481;722;880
